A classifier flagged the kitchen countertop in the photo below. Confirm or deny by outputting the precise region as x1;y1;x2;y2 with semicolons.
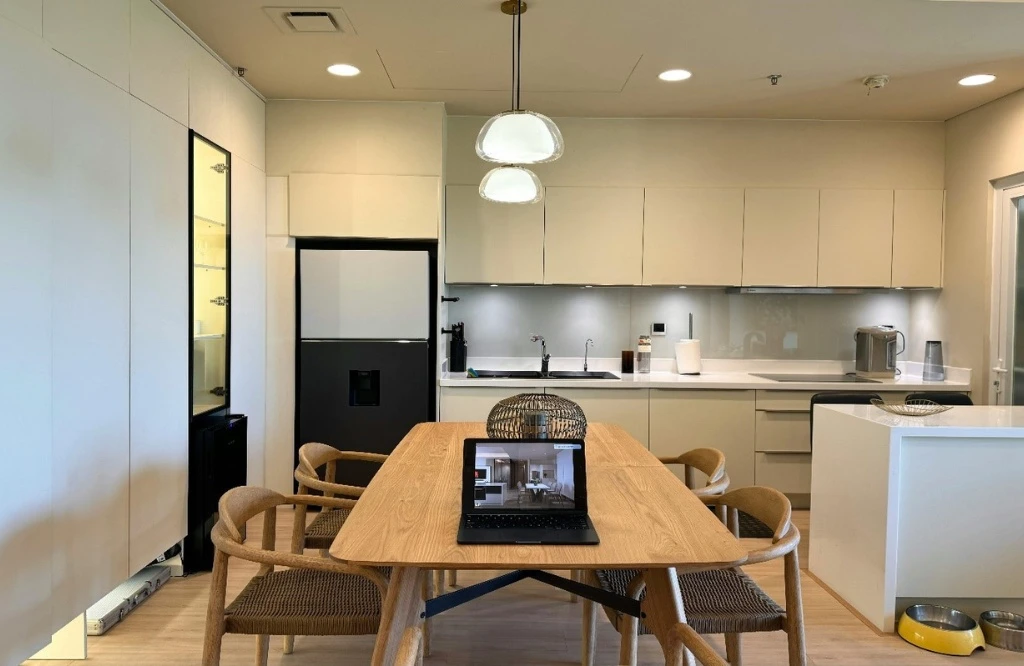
440;358;971;392
817;404;1024;434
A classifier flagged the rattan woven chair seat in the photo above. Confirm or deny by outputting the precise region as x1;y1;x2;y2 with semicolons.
224;568;383;636
303;508;351;550
595;567;786;635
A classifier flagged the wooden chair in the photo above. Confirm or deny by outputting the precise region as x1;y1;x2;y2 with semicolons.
203;486;411;666
290;442;388;557
659;447;735;536
582;486;806;666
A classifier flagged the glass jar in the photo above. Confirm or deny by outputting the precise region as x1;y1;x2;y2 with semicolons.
637;335;652;374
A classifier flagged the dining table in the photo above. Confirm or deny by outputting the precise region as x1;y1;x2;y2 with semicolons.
330;422;747;666
524;481;550;502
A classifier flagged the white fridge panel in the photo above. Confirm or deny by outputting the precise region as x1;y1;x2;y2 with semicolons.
300;249;429;339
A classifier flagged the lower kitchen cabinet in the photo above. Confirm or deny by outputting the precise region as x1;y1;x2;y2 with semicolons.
549;388;650;447
649;389;755;489
755;452;811;509
439;387;526;422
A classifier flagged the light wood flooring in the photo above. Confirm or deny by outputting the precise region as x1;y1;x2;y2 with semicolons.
26;509;1023;665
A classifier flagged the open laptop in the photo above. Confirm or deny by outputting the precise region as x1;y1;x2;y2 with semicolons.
457;438;600;545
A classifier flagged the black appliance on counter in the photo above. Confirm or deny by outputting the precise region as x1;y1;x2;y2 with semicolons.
446;321;467;373
295;239;438;490
184;413;247;573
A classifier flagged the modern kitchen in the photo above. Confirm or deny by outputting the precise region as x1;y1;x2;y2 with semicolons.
6;0;1024;664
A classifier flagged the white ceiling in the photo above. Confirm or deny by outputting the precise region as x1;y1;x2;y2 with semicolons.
162;0;1024;120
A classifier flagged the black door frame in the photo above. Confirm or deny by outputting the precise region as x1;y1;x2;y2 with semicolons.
293;238;439;483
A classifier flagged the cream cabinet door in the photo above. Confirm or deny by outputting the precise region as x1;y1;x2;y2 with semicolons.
544;187;644;285
892;189;943;288
440;387;525;422
44;0;129;90
445;185;544;284
818;189;894;287
129;0;188;125
643;188;744;286
289;173;439;239
649;390;755;488
741;188;819;286
548;388;649;447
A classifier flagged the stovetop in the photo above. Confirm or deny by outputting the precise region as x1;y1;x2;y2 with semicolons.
750;373;880;383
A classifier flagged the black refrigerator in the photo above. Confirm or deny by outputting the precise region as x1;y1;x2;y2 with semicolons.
295;240;437;488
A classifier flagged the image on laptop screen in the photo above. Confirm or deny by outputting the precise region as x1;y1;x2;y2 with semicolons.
472;441;581;510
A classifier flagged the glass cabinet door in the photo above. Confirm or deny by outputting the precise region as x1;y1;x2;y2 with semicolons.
191;134;230;416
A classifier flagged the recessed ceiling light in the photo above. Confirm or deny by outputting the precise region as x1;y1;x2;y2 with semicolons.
327;63;360;77
679;286;687;289
959;74;995;87
658;69;692;82
489;284;498;287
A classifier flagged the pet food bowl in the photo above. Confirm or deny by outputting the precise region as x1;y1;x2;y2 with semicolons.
980;610;1024;652
898;604;985;656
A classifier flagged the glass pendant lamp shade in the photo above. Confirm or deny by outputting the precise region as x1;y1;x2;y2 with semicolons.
476;110;564;164
479;165;543;204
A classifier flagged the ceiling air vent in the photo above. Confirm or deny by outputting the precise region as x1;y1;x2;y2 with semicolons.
263;7;355;35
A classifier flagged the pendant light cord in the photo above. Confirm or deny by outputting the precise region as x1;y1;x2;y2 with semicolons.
516;0;522;111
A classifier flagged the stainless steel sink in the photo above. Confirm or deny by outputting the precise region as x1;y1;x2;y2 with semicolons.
547;371;619;379
467;370;618;380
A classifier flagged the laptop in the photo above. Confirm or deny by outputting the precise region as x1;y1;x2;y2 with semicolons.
457;438;600;545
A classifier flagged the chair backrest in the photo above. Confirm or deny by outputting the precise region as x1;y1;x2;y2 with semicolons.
905;391;973;406
295;442;389;498
704;486;799;564
809;391;882;450
658;447;729;496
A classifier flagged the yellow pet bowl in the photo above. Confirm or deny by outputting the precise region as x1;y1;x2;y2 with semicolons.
898;604;985;656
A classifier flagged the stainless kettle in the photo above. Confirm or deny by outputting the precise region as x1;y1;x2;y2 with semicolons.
855;325;905;378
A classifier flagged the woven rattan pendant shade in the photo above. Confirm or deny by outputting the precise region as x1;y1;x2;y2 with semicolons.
486;393;588;439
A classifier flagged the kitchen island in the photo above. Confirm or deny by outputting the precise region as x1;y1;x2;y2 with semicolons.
809;404;1024;632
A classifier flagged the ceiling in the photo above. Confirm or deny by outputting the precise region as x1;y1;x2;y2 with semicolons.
162;0;1024;120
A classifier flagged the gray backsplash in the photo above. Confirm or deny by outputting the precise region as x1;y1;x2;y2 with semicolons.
447;286;912;361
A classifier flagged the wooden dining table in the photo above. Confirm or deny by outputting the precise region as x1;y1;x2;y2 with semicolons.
330;422;747;666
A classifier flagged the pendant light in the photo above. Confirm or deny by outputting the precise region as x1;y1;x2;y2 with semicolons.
479;165;542;204
476;0;563;165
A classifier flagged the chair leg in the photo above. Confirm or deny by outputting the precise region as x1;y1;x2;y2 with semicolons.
447;569;458;588
729;507;740;538
433;569;444;594
202;551;229;666
255;635;270;666
570;569;579;603
725;633;742;666
581;589;597;666
784;551;808;666
618;614;639;666
282;635;294;655
422;570;434;658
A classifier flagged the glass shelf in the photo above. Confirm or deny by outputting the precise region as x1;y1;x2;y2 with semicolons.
194;263;226;271
193;333;225;340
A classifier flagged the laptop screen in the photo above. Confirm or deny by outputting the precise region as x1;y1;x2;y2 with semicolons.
463;439;587;513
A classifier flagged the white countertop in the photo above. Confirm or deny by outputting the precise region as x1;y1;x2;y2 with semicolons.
441;357;971;392
819;404;1024;435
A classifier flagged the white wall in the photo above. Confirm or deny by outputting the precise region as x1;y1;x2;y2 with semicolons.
924;89;1024;399
262;101;445;494
447;116;945;189
0;1;266;659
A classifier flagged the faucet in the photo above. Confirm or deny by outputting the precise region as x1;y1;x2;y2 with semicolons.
584;338;594;371
530;334;550;376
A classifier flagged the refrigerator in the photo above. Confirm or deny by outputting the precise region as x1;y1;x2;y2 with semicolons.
296;243;436;488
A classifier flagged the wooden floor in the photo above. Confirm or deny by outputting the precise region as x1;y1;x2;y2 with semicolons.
26;509;1022;665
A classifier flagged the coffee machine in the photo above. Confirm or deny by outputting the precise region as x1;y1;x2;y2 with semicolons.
855;325;905;378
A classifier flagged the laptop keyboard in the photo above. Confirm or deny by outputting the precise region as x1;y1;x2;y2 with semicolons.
464;513;590;531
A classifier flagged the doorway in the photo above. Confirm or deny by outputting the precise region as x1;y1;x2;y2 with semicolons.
989;182;1024;404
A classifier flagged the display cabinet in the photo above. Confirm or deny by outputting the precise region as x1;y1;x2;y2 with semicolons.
191;133;231;416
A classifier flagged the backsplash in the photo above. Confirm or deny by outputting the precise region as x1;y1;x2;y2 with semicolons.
446;286;913;361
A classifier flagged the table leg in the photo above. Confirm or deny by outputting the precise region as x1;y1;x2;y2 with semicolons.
372;566;425;666
641;568;695;666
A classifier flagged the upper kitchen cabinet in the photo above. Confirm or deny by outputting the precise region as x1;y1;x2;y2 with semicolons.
892;189;943;288
742;188;819;286
1;0;43;35
643;188;744;286
129;0;188;125
544;186;644;285
44;0;129;90
289;173;439;239
188;40;232;150
818;189;894;287
445;185;543;284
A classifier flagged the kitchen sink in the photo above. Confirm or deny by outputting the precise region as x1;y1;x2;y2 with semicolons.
547;371;619;379
467;370;619;380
